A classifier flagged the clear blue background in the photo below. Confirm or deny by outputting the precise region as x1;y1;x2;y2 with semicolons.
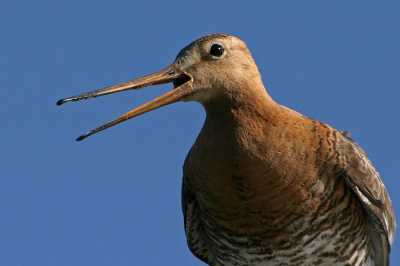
1;2;399;265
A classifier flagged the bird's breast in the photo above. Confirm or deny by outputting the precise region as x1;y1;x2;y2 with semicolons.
183;106;371;264
184;108;325;236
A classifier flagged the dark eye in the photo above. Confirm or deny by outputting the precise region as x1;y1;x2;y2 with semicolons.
210;43;224;57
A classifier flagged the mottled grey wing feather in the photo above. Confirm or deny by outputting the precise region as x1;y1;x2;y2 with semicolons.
339;134;396;265
182;175;216;265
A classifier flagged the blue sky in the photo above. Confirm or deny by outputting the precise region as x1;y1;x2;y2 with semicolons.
1;1;399;265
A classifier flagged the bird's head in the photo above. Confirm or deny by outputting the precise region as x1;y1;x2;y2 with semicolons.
57;34;264;140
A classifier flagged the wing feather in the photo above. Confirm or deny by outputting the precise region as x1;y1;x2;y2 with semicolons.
339;134;396;265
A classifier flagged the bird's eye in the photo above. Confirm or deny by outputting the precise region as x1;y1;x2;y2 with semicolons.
210;44;225;57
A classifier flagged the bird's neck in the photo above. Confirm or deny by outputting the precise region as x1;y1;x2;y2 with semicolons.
200;83;280;156
191;83;285;179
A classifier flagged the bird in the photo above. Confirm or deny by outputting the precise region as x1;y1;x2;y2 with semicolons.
57;34;395;266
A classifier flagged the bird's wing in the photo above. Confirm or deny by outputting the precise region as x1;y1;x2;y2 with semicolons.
339;134;396;265
182;174;216;264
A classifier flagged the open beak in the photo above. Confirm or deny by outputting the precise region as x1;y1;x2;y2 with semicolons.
57;64;194;141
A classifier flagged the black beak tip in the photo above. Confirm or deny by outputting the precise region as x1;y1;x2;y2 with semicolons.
57;99;67;106
76;131;92;141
